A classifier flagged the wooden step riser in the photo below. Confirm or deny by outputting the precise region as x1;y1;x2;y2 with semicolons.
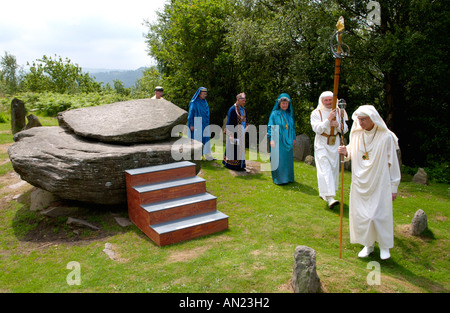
138;182;206;204
148;198;217;225
128;204;150;236
153;219;229;246
125;166;196;188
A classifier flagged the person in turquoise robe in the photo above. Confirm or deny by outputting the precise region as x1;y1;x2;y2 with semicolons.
188;87;214;160
268;93;296;184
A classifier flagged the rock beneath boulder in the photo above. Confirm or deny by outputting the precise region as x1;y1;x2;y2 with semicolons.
291;245;321;293
114;216;133;227
67;217;100;230
30;188;61;211
8;126;202;205
57;98;188;144
410;209;428;236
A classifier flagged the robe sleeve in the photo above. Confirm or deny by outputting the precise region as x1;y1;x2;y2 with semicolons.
188;102;196;128
387;136;401;194
344;143;352;162
268;112;275;141
225;106;237;139
310;110;330;134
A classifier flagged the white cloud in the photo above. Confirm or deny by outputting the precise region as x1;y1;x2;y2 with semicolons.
0;0;167;70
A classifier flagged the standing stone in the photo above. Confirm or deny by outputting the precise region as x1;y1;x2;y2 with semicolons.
304;155;315;166
412;168;428;185
291;246;321;293
11;98;26;134
410;209;428;236
23;114;43;130
293;134;312;161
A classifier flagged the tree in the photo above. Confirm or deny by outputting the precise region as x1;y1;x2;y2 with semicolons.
22;54;102;94
226;0;342;135
0;51;21;94
146;0;449;168
113;79;130;96
133;67;163;97
144;0;237;125
333;0;450;166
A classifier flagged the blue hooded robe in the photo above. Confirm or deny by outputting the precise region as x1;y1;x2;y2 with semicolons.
268;93;296;184
188;87;211;155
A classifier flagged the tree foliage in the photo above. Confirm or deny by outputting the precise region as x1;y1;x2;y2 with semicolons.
145;0;449;168
144;0;237;125
22;54;102;94
0;52;22;95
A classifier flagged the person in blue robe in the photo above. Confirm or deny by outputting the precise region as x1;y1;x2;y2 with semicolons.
188;87;215;160
223;93;248;171
268;93;296;184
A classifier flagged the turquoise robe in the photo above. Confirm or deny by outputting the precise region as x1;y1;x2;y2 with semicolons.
268;93;296;185
188;87;211;155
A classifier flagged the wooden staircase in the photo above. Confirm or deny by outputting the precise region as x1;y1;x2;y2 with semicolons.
125;161;228;246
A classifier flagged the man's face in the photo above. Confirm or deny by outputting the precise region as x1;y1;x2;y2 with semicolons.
237;95;246;107
357;116;375;130
198;91;207;100
321;96;333;109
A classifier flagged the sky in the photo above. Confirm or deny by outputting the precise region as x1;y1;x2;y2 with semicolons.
0;0;167;71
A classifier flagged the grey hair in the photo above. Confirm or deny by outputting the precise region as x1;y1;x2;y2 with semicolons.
278;97;290;104
236;92;246;100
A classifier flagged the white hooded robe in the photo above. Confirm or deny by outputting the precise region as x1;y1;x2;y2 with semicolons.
344;105;401;248
310;91;348;199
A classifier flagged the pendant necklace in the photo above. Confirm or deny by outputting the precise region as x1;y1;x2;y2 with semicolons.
362;126;378;160
281;111;289;129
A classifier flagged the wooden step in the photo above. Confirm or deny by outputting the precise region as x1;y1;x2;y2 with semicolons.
142;192;217;225
125;161;196;187
148;211;228;246
133;176;206;204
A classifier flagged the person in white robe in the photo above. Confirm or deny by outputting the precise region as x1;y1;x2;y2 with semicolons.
338;105;401;260
310;91;348;208
151;86;164;99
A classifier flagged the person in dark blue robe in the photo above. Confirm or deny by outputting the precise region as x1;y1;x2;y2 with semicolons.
223;93;248;171
188;87;215;160
268;93;296;184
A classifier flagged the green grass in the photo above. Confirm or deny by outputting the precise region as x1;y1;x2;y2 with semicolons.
0;120;448;293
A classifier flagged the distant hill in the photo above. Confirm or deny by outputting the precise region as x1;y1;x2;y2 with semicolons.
85;67;147;88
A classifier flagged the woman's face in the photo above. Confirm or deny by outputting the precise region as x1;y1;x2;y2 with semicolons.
280;100;289;111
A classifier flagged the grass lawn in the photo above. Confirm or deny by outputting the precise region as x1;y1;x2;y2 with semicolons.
0;119;448;293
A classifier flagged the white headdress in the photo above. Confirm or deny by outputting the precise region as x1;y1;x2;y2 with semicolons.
351;105;399;149
316;91;334;111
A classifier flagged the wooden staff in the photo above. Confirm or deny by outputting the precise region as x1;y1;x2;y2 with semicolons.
330;17;345;143
338;100;346;259
330;16;346;258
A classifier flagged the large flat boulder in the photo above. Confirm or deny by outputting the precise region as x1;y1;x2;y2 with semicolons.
57;98;188;144
8;127;202;205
